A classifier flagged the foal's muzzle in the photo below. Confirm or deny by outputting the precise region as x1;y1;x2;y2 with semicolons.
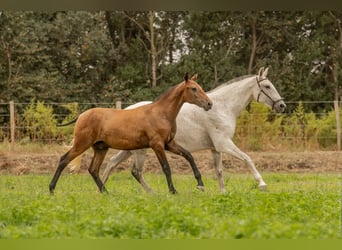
203;100;213;111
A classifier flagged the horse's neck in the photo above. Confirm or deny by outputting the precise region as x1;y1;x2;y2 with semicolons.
208;77;255;117
153;84;185;122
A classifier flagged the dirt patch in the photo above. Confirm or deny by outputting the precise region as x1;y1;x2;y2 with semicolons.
0;149;341;176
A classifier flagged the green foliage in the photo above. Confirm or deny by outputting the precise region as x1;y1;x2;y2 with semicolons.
0;173;339;238
22;99;57;142
1;11;342;148
235;101;340;151
1;11;341;111
57;102;80;140
315;108;342;148
235;102;283;151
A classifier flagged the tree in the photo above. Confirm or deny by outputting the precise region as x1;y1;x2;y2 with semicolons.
123;11;176;88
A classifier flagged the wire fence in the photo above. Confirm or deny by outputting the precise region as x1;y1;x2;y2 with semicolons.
0;100;341;151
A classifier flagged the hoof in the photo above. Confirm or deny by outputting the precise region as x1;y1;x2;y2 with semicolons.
197;185;205;192
220;189;227;194
259;184;268;192
169;189;178;194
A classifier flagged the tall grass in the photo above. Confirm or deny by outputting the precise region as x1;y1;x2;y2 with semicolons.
0;173;339;239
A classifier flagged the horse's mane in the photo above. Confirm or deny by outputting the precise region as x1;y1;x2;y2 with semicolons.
207;74;254;93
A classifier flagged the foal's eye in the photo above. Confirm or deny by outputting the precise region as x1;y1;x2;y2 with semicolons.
191;87;197;92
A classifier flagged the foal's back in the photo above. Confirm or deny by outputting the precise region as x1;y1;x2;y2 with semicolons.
73;105;169;150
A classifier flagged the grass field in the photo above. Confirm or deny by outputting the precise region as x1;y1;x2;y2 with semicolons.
0;172;340;239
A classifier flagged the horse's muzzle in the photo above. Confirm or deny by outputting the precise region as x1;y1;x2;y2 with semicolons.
274;101;286;113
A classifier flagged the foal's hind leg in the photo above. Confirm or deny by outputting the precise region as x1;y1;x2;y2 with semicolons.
49;147;86;194
89;143;109;193
166;140;204;191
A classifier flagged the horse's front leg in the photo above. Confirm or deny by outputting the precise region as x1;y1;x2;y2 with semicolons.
102;150;132;184
131;149;153;193
166;140;204;191
211;150;227;193
151;143;177;194
214;138;267;191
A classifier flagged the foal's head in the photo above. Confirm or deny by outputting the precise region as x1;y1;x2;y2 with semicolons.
182;74;213;111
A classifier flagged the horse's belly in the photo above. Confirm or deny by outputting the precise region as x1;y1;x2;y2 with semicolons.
174;127;213;152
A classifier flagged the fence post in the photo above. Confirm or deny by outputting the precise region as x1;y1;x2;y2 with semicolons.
115;100;122;110
334;100;341;151
9;100;15;150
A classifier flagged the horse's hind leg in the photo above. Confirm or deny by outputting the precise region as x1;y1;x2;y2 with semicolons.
131;149;153;193
89;144;109;193
166;140;204;191
102;150;132;184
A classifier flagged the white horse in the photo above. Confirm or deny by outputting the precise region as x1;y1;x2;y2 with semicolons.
102;67;286;192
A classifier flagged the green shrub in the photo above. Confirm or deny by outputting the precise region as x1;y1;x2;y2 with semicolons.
56;102;80;141
235;101;283;151
22;99;58;142
235;101;340;151
316;108;341;148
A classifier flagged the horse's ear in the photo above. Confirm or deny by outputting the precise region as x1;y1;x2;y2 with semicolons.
258;67;265;77
263;67;269;78
190;73;198;81
184;73;189;82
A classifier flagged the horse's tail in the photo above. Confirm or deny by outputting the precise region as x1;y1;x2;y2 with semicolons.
57;117;78;127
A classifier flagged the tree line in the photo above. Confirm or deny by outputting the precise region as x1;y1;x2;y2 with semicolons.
0;11;341;114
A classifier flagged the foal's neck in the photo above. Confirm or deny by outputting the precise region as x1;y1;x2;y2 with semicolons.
154;83;185;122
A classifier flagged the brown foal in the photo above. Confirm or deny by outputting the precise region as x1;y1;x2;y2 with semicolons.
49;74;213;194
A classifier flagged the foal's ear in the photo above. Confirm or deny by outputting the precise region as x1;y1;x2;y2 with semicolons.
184;73;189;82
191;73;198;81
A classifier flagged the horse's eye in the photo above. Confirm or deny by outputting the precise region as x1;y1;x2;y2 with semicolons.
264;85;271;89
191;87;197;92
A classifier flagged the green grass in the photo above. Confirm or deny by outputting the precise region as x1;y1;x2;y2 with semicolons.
0;172;340;239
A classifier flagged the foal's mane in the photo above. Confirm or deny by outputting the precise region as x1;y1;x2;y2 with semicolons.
207;74;254;93
153;83;181;102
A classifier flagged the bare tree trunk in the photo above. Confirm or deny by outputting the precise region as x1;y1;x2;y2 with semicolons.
328;11;342;150
105;11;117;48
248;18;257;74
214;64;218;84
149;11;157;88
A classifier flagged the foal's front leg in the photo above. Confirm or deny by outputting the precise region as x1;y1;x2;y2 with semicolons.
166;140;205;191
151;143;177;194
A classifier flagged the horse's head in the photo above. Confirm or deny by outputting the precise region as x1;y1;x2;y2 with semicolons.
182;73;213;111
252;67;286;113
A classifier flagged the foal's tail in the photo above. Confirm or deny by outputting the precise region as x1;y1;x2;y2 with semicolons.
57;117;78;127
63;139;82;173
